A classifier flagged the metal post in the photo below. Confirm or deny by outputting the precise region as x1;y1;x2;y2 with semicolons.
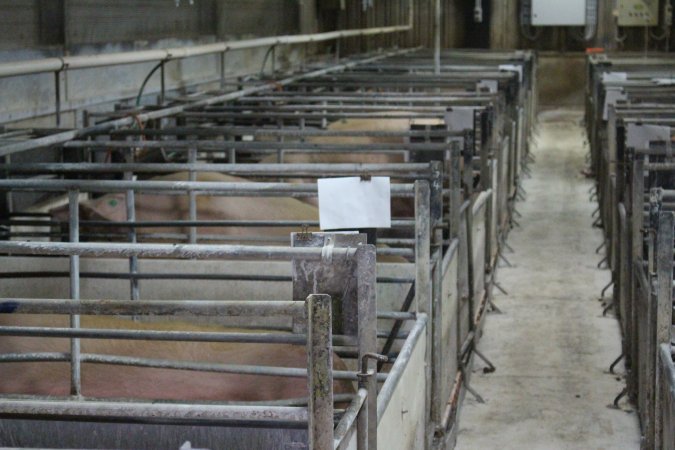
188;148;198;244
357;395;368;450
655;210;674;448
629;157;645;398
271;45;276;74
124;150;140;302
356;245;377;450
68;189;81;396
414;179;432;445
160;61;166;105
306;293;334;450
220;51;226;91
433;0;441;75
54;70;62;127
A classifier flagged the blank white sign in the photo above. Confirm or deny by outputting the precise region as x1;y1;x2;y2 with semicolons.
318;177;391;230
531;0;587;26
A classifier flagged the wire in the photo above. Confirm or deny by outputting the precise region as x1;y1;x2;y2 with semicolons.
135;61;165;107
259;45;276;78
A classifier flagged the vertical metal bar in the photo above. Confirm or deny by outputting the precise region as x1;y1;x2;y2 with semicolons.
159;61;166;105
220;51;226;91
188;148;198;244
357;395;368;450
414;180;432;446
4;154;13;214
54;71;62;127
306;293;334;450
655;209;674;449
433;0;441;75
630;157;644;398
271;45;276;74
336;38;341;63
124;150;139;302
448;141;462;240
356;245;377;450
68;189;81;396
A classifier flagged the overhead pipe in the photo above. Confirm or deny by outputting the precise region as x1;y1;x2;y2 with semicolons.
0;0;414;79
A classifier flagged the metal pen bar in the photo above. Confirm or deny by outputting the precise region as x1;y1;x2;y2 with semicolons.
0;352;385;382
0;298;305;318
68;190;81;397
0;162;437;178
306;294;334;449
0;241;358;261
0;398;310;425
0;271;415;284
0;179;416;197
0;326;359;347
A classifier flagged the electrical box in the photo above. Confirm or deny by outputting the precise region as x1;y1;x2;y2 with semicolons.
617;0;659;26
531;0;587;26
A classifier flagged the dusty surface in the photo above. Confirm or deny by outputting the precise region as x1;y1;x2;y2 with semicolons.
454;109;641;450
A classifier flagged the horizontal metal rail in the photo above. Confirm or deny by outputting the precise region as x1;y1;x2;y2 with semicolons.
0;398;309;426
0;179;415;197
0;298;304;318
0;162;437;179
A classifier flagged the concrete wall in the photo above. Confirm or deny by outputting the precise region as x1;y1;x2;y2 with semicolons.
0;0;311;128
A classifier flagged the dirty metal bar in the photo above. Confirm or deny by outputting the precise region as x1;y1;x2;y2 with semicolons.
0;271;414;284
414;179;433;442
68;190;81;397
0;178;416;198
1;162;436;178
0;352;371;382
0;241;358;261
124;150;140;302
0;298;305;318
187;148;198;244
356;245;378;450
306;294;334;449
0;398;309;426
655;210;674;446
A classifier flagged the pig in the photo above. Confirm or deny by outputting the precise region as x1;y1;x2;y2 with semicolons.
260;116;445;217
0;313;353;402
51;172;319;243
50;171;406;262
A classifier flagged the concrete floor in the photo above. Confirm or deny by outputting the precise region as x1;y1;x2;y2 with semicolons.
454;109;641;450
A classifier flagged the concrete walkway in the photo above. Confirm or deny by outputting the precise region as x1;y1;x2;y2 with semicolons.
454;109;641;450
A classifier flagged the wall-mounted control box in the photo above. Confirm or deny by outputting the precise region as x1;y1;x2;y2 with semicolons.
617;0;659;26
531;0;587;26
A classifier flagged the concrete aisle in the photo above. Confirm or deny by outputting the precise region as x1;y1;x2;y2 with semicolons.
454;109;641;450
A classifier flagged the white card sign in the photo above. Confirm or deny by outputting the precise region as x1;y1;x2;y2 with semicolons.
626;124;672;150
318;177;391;230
